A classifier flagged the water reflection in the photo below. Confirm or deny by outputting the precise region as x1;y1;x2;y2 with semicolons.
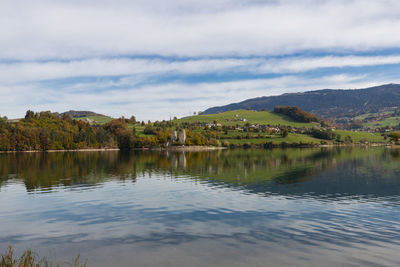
1;148;400;199
0;148;400;266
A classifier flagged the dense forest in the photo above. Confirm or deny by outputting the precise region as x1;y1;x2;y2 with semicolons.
0;111;116;151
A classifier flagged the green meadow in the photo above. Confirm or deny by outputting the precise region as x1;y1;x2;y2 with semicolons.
177;110;316;127
75;115;114;125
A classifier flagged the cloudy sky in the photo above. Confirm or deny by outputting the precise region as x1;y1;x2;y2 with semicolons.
2;0;400;120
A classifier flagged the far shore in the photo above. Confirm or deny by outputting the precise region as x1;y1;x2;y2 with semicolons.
0;148;120;153
140;146;227;151
0;146;226;153
0;143;399;153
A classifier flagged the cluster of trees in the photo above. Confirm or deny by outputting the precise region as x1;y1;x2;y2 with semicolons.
274;106;320;123
0;113;173;151
185;130;212;146
307;128;338;140
0;111;116;151
102;118;214;149
390;132;400;142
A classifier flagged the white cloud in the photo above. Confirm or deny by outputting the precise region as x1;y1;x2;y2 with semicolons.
0;73;395;120
255;56;400;73
0;58;258;84
1;55;400;84
1;0;400;59
1;0;400;119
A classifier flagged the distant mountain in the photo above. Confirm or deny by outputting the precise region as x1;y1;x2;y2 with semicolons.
61;110;105;118
204;84;400;118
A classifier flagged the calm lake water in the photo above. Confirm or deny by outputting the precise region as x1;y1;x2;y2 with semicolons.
1;148;400;266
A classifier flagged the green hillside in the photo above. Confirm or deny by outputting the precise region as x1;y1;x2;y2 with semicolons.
75;115;114;125
334;130;385;143
167;109;386;146
81;109;388;147
354;111;393;121
350;111;400;129
362;116;400;128
178;110;316;127
60;110;114;125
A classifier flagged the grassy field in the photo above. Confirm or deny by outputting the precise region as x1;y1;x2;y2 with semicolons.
353;111;400;128
362;116;400;128
127;124;150;137
334;130;385;142
75;115;114;125
354;111;392;120
178;110;316;127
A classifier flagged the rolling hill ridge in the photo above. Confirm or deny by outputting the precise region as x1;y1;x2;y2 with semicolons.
204;84;400;118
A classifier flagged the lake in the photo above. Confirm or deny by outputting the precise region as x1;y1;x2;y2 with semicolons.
0;148;400;266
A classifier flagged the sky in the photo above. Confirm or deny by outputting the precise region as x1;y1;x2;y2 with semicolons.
2;0;400;120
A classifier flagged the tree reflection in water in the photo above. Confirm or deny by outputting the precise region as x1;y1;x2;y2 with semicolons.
0;148;399;199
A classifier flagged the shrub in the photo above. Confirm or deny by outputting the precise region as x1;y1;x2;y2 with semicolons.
0;246;87;267
344;136;353;144
143;126;156;135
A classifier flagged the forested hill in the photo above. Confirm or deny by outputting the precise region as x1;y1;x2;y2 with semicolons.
204;84;400;118
61;110;105;118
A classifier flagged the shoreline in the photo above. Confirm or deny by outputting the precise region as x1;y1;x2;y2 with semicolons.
0;143;398;153
139;146;227;151
0;148;120;153
0;146;226;153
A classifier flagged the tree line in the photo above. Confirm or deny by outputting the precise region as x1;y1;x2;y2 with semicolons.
0;111;216;151
0;111;115;151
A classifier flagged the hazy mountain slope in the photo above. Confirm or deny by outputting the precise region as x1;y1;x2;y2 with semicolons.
204;84;400;118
